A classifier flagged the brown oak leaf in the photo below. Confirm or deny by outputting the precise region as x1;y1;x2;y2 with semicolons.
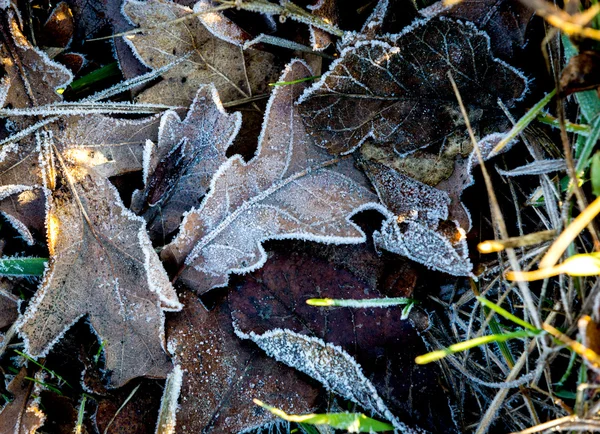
16;128;181;387
131;85;241;244
161;60;383;294
230;250;458;433
297;16;528;156
122;0;281;107
166;290;319;432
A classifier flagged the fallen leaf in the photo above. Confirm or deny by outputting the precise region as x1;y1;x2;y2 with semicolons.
361;159;472;276
0;10;72;108
122;0;280;107
0;368;46;434
16;129;181;386
308;0;339;51
230;250;458;433
297;16;528;156
161;60;382;294
166;290;319;433
41;2;75;49
0;287;18;329
560;51;600;97
131;85;241;243
421;0;535;59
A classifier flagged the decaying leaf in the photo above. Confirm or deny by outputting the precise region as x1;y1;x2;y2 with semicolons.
0;10;72;108
0;368;46;434
231;250;458;433
308;0;339;51
297;16;527;156
122;0;280;107
421;0;536;59
560;51;600;97
166;290;319;433
16;128;181;387
131;85;241;243
0;286;18;328
41;2;75;49
362;160;472;276
161;60;383;294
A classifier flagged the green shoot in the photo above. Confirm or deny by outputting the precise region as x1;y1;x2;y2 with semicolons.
14;350;71;388
60;63;121;93
94;340;106;365
24;377;62;395
253;399;394;433
307;297;417;319
537;112;591;135
491;89;557;155
476;297;540;332
0;257;47;276
269;75;321;86
592;152;600;196
415;329;540;365
75;394;89;434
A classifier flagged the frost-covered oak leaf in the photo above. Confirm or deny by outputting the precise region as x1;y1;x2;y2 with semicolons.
122;0;280;107
231;251;458;433
15;123;179;388
161;60;382;294
297;16;527;155
131;85;241;243
167;291;318;433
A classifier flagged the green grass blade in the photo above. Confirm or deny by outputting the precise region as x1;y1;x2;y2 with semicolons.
306;297;414;308
492;89;556;155
75;395;87;434
24;377;62;395
269;75;321;86
537;113;591;135
476;296;540;332
415;329;540;365
14;349;71;388
0;257;47;276
65;63;121;93
576;117;600;173
254;400;394;432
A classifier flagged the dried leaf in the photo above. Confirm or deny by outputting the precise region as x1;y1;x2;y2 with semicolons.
161;60;382;294
308;0;339;51
15;124;180;388
0;368;46;434
0;10;72;108
131;86;241;243
166;290;319;433
41;2;75;49
362;160;472;276
0;287;18;328
297;16;527;156
122;0;280;107
560;51;600;97
421;0;536;59
230;250;457;433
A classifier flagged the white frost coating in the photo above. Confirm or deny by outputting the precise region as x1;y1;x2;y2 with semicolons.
155;364;183;434
1;212;35;245
142;140;155;185
194;0;248;46
234;326;423;434
0;75;9;107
